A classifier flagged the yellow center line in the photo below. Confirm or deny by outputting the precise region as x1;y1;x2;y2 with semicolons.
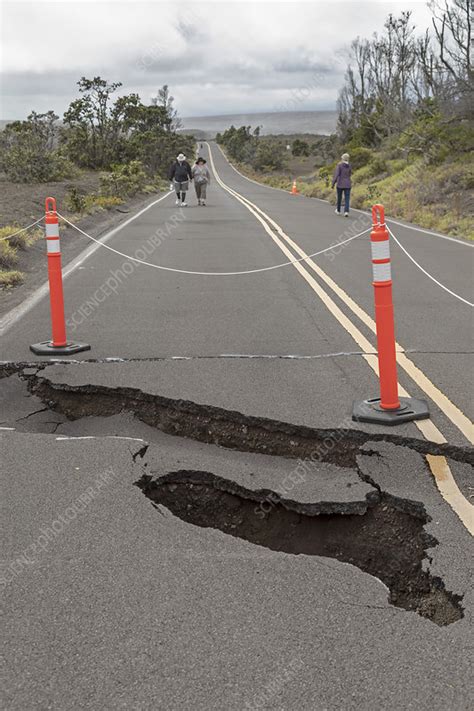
217;155;474;444
206;142;474;535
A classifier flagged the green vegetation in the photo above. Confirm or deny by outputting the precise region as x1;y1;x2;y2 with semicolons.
0;78;194;186
291;139;310;157
0;78;194;287
0;111;77;182
216;126;286;171
0;238;18;270
0;225;42;287
0;224;42;251
99;161;148;199
218;1;473;238
0;270;24;288
64;188;125;215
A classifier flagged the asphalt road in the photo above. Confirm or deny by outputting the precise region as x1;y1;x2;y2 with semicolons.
1;141;473;710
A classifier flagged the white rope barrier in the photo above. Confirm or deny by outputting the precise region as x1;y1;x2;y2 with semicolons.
56;212;370;276
2;211;470;309
0;217;44;242
388;226;473;307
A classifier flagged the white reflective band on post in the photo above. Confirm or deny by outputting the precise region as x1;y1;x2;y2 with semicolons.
372;261;391;282
371;240;390;261
46;239;60;254
45;223;59;237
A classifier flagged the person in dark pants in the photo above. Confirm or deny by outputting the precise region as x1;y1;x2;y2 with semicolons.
168;153;193;206
192;157;211;205
332;153;352;216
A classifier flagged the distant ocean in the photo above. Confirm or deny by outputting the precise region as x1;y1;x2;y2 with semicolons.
181;110;337;137
1;110;338;137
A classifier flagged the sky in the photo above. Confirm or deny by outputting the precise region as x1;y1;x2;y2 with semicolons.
0;0;433;120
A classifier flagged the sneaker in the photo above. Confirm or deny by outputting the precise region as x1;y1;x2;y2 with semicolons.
344;211;349;217
175;198;180;205
197;200;201;206
201;201;206;206
335;209;340;214
181;201;188;207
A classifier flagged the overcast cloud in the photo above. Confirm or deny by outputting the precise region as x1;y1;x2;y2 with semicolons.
1;1;432;120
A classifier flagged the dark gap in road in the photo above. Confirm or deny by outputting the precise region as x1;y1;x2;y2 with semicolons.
25;374;474;467
135;470;464;626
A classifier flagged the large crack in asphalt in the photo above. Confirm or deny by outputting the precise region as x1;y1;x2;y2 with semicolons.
22;372;474;468
2;363;470;627
135;469;463;626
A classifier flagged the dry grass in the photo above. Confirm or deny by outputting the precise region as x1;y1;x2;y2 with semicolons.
0;224;43;288
239;155;474;240
0;270;24;288
0;238;19;269
1;225;43;251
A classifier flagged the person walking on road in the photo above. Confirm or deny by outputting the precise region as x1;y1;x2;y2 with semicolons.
332;153;352;216
192;157;211;206
169;153;193;207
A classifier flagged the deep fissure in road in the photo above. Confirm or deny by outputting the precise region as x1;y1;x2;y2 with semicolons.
25;374;474;467
136;470;464;626
1;367;467;625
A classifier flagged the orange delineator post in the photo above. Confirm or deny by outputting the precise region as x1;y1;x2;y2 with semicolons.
45;197;67;347
29;198;90;356
291;180;298;194
352;203;429;425
370;204;400;410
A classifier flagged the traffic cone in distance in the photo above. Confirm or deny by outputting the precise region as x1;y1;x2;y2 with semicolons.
291;179;298;195
352;203;429;425
30;197;91;356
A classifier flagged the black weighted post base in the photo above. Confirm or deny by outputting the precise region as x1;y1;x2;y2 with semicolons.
352;397;430;426
30;341;91;356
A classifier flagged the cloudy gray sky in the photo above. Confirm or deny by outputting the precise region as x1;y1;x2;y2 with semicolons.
1;0;432;120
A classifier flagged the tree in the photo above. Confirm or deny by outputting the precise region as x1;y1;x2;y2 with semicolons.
0;112;74;182
292;139;310;156
151;85;182;132
218;125;256;162
252;139;285;171
335;4;472;147
63;76;125;168
430;0;472;116
62;77;188;172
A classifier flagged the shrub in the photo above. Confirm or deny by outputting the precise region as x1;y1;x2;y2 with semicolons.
1;143;76;183
0;239;18;269
251;139;285;172
65;188;124;214
319;164;336;187
142;176;170;193
354;157;387;181
0;225;42;251
387;158;407;174
100;160;148;198
9;227;42;250
365;184;382;203
86;195;124;210
346;146;373;170
0;270;24;288
292;139;310;157
0;113;77;183
65;187;87;213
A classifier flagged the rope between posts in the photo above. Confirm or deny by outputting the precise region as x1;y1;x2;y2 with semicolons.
0;217;44;242
2;214;471;307
56;212;370;276
388;226;473;307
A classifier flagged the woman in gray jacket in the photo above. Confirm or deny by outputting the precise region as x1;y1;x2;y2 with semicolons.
192;157;211;206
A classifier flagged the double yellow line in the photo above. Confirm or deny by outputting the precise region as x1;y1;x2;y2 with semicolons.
206;142;474;534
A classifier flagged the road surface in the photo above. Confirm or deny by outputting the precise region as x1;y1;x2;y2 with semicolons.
1;141;473;710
